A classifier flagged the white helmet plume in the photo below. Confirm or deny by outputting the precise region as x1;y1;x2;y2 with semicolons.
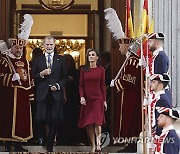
104;8;125;40
18;14;33;41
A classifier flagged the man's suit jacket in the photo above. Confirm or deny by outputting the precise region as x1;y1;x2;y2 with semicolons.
32;52;68;102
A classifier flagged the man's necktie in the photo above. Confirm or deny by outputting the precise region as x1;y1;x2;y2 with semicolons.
47;54;52;69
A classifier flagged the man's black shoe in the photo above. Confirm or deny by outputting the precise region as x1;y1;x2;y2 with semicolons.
47;149;53;152
14;145;28;152
47;146;53;152
117;143;137;153
38;138;45;145
5;145;13;152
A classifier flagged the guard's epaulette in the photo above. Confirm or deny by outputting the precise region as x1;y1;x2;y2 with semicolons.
0;56;8;68
0;56;12;87
128;56;139;69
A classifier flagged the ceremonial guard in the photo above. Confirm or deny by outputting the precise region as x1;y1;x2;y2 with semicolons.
148;33;169;75
154;107;180;154
0;14;34;152
148;32;172;106
104;8;142;152
112;38;142;140
148;74;172;138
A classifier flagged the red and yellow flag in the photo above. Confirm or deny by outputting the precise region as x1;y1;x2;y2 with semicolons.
137;0;153;64
125;0;134;38
149;19;154;33
137;0;149;37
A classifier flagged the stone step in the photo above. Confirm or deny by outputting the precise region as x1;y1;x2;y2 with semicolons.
0;146;135;153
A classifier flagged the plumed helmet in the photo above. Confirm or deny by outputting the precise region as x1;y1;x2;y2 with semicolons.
11;14;33;46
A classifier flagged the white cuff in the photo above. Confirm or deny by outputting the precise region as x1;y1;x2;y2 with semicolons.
40;72;44;78
56;83;61;90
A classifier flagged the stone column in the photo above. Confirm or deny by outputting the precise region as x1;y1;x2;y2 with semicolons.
154;0;180;108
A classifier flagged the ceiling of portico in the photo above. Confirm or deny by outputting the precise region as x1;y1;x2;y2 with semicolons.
16;0;98;10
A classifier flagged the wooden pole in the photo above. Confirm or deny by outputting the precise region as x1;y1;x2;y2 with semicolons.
140;37;147;154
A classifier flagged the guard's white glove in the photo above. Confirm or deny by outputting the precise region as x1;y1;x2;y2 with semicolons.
12;73;20;81
143;98;152;106
110;79;115;87
139;58;147;67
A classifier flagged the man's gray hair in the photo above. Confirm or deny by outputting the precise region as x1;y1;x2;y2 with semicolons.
44;35;55;43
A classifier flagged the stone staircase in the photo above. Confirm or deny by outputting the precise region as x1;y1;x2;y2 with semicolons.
1;110;179;154
0;145;134;153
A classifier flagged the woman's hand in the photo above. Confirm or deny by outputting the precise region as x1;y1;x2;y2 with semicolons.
104;101;107;111
80;97;86;105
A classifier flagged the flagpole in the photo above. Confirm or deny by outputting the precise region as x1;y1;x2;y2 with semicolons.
146;38;152;153
140;39;147;154
144;36;152;154
125;0;128;36
140;0;147;153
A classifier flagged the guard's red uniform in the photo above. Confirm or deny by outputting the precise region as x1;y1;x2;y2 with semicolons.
114;52;142;139
0;53;34;142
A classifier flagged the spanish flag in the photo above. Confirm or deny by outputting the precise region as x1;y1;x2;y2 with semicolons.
137;0;149;37
137;0;152;66
149;19;154;33
125;0;134;38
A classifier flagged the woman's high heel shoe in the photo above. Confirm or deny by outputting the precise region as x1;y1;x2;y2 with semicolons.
96;145;101;152
91;146;96;152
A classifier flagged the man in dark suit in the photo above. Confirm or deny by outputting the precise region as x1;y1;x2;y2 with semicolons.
32;36;68;152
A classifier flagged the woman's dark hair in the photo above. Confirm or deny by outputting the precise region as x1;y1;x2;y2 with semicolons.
83;48;100;72
64;54;76;70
